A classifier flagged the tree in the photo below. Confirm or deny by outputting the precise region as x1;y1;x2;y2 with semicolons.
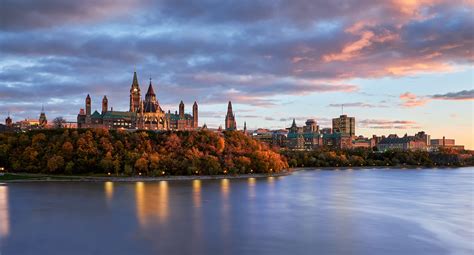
47;155;65;173
53;117;66;129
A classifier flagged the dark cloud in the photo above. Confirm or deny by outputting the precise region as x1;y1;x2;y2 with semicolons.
0;0;473;121
431;89;474;100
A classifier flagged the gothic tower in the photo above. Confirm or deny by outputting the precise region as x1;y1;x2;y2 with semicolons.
129;71;141;112
192;101;198;128
86;94;91;116
39;105;47;127
225;101;237;131
5;113;12;127
179;101;185;119
102;95;108;114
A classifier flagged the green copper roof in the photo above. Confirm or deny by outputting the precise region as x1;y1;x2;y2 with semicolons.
168;113;193;121
91;111;101;118
102;111;136;119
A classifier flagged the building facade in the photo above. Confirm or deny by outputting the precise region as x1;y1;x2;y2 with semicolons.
332;115;355;137
77;72;199;130
287;119;322;150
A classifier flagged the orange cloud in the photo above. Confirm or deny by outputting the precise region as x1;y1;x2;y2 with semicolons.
383;62;454;76
399;92;430;107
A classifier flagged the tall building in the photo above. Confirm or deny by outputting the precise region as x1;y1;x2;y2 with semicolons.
102;96;108;114
129;71;141;112
332;115;355;137
193;101;198;128
39;105;47;128
225;101;237;131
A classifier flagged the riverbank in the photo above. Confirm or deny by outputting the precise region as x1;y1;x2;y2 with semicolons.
0;170;292;183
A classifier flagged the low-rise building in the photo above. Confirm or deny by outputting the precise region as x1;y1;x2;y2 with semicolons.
377;132;429;151
430;137;465;151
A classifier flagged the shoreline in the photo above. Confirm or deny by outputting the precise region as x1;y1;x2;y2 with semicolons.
2;165;471;183
1;170;292;183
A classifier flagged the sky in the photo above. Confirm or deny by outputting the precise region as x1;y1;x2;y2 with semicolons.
0;0;473;148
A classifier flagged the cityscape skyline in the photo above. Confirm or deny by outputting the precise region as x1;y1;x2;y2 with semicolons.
1;1;473;148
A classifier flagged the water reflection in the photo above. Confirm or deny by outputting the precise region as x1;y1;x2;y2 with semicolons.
0;185;9;239
267;176;275;188
221;179;230;199
248;177;256;198
193;180;202;208
135;181;169;226
104;182;114;202
220;179;231;243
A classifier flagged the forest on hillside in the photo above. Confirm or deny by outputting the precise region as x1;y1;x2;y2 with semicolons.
0;129;288;176
282;147;474;168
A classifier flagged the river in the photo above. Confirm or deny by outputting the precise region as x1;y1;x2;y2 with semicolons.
0;168;473;254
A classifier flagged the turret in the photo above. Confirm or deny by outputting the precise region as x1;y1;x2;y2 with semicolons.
192;101;198;128
5;112;12;127
225;101;236;131
86;94;91;116
179;100;185;119
39;104;47;127
102;96;108;114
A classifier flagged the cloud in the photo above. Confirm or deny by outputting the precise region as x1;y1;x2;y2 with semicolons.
0;0;473;121
328;102;388;108
399;92;430;107
431;89;474;100
359;119;420;129
399;90;474;108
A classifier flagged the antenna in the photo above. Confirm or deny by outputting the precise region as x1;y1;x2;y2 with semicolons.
341;104;344;115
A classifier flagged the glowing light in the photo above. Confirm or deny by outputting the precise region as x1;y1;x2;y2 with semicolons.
0;185;9;239
248;178;256;198
193;180;202;208
104;181;114;201
221;178;230;198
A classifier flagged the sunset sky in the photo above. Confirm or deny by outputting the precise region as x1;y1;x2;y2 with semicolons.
0;0;473;148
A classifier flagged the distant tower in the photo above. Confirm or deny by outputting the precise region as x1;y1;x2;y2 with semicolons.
243;121;247;134
39;105;47;127
5;112;12;127
129;71;141;112
289;118;298;133
179;100;185;119
86;94;91;116
192;101;198;128
102;96;108;114
225;101;237;131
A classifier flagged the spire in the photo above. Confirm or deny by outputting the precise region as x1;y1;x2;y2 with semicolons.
146;79;155;96
292;118;296;126
41;104;45;113
132;71;139;87
86;94;90;99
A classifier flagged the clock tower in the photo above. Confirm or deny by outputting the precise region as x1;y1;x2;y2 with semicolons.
129;71;141;112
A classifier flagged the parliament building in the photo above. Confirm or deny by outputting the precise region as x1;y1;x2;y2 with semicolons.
77;72;198;130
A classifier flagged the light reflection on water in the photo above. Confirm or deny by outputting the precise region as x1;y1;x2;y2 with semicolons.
0;185;9;239
0;168;473;255
135;181;169;226
104;181;113;202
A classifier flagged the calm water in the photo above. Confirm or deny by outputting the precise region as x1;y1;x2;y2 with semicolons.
0;168;473;255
